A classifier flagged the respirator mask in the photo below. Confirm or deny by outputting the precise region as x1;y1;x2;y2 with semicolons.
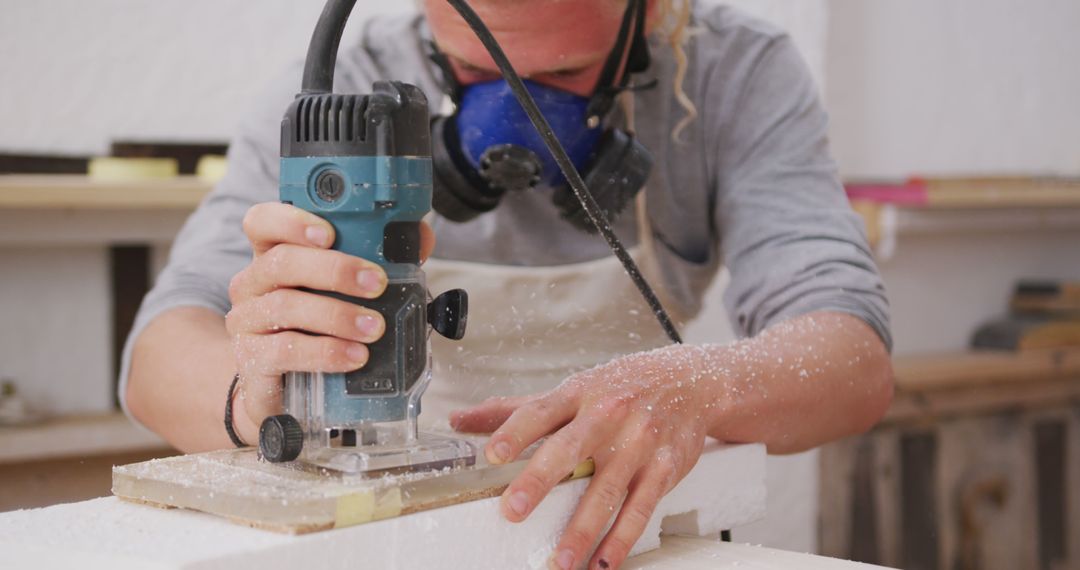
429;0;654;233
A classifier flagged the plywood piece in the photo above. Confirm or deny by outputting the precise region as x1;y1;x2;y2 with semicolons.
1;442;766;569
626;536;894;569
111;442;551;533
0;174;210;210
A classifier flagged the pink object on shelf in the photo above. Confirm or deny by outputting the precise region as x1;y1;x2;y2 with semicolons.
845;180;929;206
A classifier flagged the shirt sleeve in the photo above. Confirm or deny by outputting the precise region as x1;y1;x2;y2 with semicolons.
116;62;303;419
713;36;893;350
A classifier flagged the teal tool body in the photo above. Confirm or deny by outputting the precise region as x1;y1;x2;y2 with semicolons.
258;1;470;472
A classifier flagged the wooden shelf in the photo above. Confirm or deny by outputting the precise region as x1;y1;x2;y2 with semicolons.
0;412;170;464
886;349;1080;423
894;349;1080;390
0;175;211;210
847;177;1080;209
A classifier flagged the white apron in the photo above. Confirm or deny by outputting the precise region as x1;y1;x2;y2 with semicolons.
421;193;683;424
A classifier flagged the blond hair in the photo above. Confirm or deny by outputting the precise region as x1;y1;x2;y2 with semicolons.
652;0;697;143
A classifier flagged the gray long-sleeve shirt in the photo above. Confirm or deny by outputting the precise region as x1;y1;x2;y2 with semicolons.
119;2;891;412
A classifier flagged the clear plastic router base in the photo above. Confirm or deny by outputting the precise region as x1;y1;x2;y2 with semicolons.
299;431;476;475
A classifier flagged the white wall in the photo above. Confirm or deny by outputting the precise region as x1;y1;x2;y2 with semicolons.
0;247;112;415
827;0;1080;179
881;229;1080;355
826;0;1080;354
0;0;825;155
0;1;414;155
727;0;828;87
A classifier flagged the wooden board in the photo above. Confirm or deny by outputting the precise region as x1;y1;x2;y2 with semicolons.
893;349;1080;391
887;350;1080;424
0;174;210;210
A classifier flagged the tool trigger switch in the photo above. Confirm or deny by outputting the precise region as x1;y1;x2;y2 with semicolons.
428;289;468;340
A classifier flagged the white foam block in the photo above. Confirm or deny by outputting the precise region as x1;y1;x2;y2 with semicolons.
626;537;892;570
0;442;765;569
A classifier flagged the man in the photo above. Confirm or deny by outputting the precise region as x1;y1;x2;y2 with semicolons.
124;1;893;568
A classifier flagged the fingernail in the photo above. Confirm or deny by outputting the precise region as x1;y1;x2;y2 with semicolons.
346;344;367;364
357;270;385;294
507;491;530;517
305;226;329;246
356;315;382;337
551;549;574;570
490;441;513;463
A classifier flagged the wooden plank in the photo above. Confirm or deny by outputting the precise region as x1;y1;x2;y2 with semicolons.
819;436;858;558
900;431;939;570
887;376;1080;425
893;350;1080;392
936;414;1039;570
846;177;1080;209
872;429;902;569
1069;409;1080;570
0;174;211;210
886;350;1080;424
1034;419;1068;570
850;438;881;564
0;154;88;174
925;177;1080;209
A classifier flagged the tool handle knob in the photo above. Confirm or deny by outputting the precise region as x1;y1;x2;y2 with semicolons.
428;289;469;341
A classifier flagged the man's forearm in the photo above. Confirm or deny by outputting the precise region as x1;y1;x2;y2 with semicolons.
126;306;240;453
702;311;893;454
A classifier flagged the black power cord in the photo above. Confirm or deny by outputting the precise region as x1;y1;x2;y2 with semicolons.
444;0;683;345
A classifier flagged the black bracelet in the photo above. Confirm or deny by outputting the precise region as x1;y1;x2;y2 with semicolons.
224;373;249;448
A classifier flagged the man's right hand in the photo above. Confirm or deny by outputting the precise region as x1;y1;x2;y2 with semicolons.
224;203;432;443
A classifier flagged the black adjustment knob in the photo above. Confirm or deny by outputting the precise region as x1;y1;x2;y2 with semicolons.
428;289;468;341
259;414;304;463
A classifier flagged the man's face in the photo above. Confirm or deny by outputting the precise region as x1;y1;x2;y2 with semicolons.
424;0;631;97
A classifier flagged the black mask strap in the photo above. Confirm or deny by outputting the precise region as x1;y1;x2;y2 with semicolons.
586;0;651;123
427;40;464;103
